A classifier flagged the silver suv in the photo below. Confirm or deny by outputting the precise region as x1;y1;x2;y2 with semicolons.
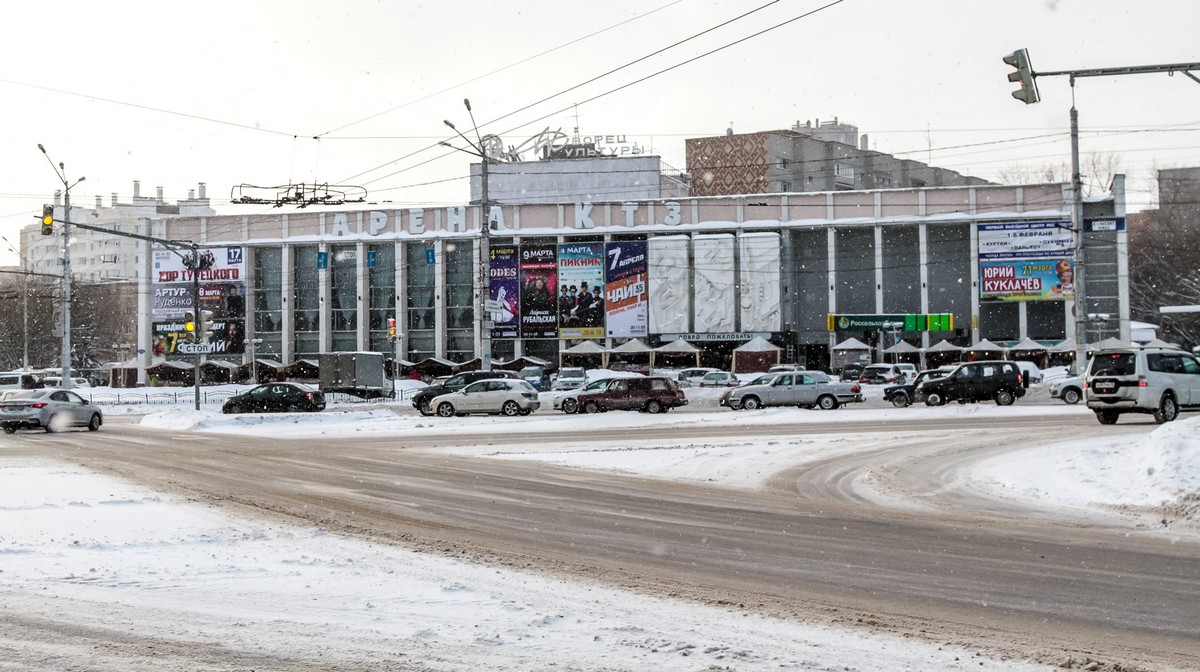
1085;347;1200;424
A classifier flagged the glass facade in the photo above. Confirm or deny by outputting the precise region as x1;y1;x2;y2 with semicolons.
330;245;357;352
406;243;436;360
293;246;320;358
253;247;284;358
445;241;475;362
368;244;397;354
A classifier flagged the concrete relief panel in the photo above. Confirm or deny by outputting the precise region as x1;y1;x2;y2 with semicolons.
693;234;736;332
739;233;781;331
648;236;689;334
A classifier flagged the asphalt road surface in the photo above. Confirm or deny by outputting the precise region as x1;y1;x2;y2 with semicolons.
6;409;1198;671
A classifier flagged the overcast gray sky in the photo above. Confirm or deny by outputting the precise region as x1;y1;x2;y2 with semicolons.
3;0;1199;266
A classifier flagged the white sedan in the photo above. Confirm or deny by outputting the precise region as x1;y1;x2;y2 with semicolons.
429;379;540;417
1048;375;1084;404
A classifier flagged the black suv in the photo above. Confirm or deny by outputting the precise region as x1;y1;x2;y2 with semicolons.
412;370;521;415
918;360;1027;406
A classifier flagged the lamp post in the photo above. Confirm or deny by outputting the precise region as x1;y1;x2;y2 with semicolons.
244;338;264;383
442;99;494;371
37;144;85;390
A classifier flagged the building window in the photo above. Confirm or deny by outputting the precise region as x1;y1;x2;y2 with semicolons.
834;162;855;182
406;243;436;360
292;246;320;358
368;244;396;354
445;241;475;362
330;244;357;351
253;247;283;357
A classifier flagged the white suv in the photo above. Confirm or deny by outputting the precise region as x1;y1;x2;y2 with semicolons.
1085;347;1200;424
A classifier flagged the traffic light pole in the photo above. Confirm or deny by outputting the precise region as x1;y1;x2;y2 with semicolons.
1004;54;1200;373
42;213;201;408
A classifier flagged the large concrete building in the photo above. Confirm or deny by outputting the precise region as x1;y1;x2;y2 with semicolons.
81;178;1128;381
686;119;992;197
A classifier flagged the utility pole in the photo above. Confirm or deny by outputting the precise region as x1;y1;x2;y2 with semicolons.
442;98;494;371
1002;53;1200;373
37;144;85;390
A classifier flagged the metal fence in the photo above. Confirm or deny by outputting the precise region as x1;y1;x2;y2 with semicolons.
79;387;417;407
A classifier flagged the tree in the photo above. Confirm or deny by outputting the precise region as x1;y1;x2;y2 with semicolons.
997;152;1122;196
1128;168;1200;348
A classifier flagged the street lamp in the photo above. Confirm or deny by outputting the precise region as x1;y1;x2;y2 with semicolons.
244;338;264;383
37;144;85;391
442;98;493;371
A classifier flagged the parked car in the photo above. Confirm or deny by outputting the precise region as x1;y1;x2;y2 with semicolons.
552;367;588;391
883;366;958;407
918;360;1027;406
1048;374;1084;405
767;364;804;373
698;371;740;387
43;376;92;388
554;377;614;414
676;367;718;387
429;379;541;417
838;363;866;382
0;388;103;433
858;363;908;385
1011;361;1044;385
411;370;521;416
721;371;862;410
520;365;552;391
894;363;918;383
1086;346;1200;424
576;376;687;413
222;382;326;414
0;370;45;391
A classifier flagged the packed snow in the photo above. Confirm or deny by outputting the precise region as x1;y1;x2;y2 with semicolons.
2;375;1197;671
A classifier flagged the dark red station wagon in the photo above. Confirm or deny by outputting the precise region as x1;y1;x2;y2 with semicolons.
576;376;688;414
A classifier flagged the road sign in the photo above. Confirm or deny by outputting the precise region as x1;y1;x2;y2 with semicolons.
177;342;218;354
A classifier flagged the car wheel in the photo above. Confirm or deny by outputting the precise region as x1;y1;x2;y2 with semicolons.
1096;410;1120;425
561;398;578;414
1154;394;1179;424
741;396;761;411
1062;387;1082;405
583;400;601;414
44;414;57;433
287;404;303;412
418;399;435;416
995;389;1015;406
501;400;521;417
87;414;101;432
646;399;664;414
925;392;944;406
890;393;911;408
817;395;838;410
436;402;456;418
2;425;14;434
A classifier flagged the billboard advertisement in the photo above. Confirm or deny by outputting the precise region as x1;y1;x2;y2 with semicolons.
488;246;520;339
519;244;558;339
152;246;247;355
605;241;648;338
557;242;605;339
977;222;1073;260
980;259;1074;301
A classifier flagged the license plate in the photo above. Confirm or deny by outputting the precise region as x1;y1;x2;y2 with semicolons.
1093;381;1116;393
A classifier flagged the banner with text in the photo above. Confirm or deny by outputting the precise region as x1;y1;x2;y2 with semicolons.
979;259;1074;301
519;244;558;339
557;242;605;339
604;241;648;338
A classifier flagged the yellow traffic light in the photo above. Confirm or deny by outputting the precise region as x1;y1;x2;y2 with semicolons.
185;321;196;333
41;205;54;235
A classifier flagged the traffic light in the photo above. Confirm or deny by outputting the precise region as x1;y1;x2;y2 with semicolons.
199;310;213;340
41;205;54;235
387;317;397;342
1003;48;1040;105
184;314;197;341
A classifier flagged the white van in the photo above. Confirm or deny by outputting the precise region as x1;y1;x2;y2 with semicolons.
0;371;45;391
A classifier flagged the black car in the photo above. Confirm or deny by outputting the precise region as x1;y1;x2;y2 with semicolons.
883;367;957;407
411;369;521;416
222;382;326;414
918;360;1027;406
838;363;866;382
